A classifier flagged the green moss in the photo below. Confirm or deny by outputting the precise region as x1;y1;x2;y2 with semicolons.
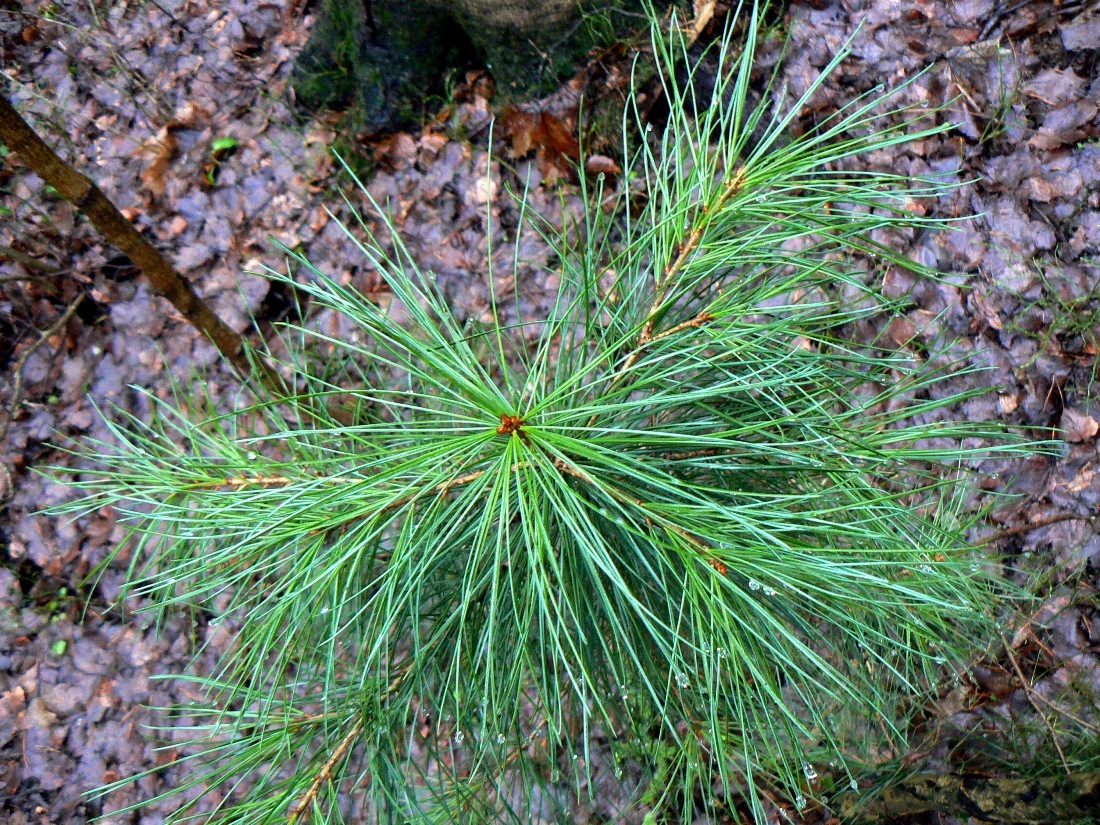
292;0;648;134
290;0;364;113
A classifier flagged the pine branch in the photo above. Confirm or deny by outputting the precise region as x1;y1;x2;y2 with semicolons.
286;719;364;825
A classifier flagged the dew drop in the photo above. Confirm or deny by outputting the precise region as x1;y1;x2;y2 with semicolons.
795;795;806;810
615;767;623;778
717;647;727;659
748;579;761;591
454;731;464;744
970;563;980;571
849;779;858;791
572;753;579;760
763;585;777;597
497;733;506;744
246;451;258;461
803;762;817;781
675;672;690;688
919;564;933;573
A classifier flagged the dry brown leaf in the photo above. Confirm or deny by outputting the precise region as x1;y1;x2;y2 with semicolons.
687;0;717;46
1066;464;1096;494
971;288;1003;330
369;132;418;169
886;315;917;347
139;126;178;196
170;101;208;128
473;176;498;205
500;108;581;179
1061;407;1099;442
585;154;622;175
998;393;1020;415
419;131;448;156
501;109;540;157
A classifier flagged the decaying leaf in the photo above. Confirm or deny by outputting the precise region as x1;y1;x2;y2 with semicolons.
170;101;208;128
585;154;622;175
1061;407;1099;443
500;108;580;178
138;126;178;196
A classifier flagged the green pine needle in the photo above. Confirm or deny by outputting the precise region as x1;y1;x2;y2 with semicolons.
59;4;1031;823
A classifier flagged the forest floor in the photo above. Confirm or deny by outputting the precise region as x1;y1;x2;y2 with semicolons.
1;0;1100;823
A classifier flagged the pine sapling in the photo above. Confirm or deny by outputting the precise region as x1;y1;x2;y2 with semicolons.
59;5;1029;822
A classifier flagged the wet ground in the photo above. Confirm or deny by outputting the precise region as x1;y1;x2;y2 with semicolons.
2;0;1100;822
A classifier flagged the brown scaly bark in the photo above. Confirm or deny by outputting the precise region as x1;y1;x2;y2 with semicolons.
834;770;1100;823
0;93;284;394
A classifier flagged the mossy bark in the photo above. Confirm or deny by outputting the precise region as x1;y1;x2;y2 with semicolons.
292;0;645;132
836;770;1100;823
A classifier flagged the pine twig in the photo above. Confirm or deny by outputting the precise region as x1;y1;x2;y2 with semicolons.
286;719;364;824
286;669;411;823
589;167;745;428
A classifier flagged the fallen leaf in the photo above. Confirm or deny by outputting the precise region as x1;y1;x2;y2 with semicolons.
369;132;418;169
170;101;208;128
473;176;498;205
500;108;540;157
138;126;178;196
1062;407;1099;442
500;108;580;178
1066;464;1096;494
419;131;448;156
1022;68;1087;106
886;315;917;347
971;288;1003;330
537;112;579;160
687;0;717;45
585;154;622;176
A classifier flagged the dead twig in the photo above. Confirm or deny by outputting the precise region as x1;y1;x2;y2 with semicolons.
0;244;61;273
1001;633;1070;774
0;293;83;501
978;513;1093;545
287;670;409;823
0;94;285;394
